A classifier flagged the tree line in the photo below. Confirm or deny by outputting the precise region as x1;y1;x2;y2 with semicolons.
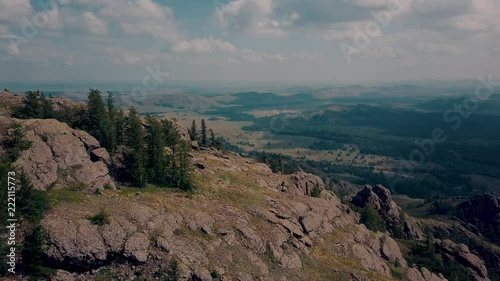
11;89;199;190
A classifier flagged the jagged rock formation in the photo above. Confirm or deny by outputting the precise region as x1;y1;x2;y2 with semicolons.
435;239;490;281
351;185;495;281
456;194;500;244
351;184;425;240
2;117;115;192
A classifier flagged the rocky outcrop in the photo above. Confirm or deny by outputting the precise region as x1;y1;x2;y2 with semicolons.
11;118;115;192
40;148;443;281
456;194;500;244
404;267;447;281
278;171;325;196
435;239;490;281
0;92;23;114
352;184;424;239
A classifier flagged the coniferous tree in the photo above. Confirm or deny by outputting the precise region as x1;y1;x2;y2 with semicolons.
201;119;207;147
189;119;198;142
145;116;167;186
162;119;182;148
175;141;193;191
209;129;215;147
161;119;182;185
87;89;110;148
115;108;126;145
106;92;117;152
125;107;146;187
3;122;32;162
13;90;54;119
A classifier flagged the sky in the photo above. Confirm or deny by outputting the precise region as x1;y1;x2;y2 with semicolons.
0;0;499;83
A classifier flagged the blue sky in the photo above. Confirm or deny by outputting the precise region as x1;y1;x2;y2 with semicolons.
0;0;499;83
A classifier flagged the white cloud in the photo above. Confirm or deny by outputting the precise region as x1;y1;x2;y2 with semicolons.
171;36;237;54
0;0;33;26
65;10;107;35
97;0;178;41
82;12;107;35
215;0;290;38
239;49;285;63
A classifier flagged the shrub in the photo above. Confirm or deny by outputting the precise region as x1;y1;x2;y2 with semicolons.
89;209;110;226
311;185;321;198
165;258;181;281
22;225;55;280
67;181;87;191
360;204;386;232
210;268;222;279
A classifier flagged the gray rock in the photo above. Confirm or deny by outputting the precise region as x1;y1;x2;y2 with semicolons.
123;233;149;263
13;119;115;192
43;219;108;269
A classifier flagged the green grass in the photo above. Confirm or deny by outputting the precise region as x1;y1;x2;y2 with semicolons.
117;184;183;196
46;189;85;205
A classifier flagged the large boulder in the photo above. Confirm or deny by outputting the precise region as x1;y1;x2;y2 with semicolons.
13;118;115;192
278;171;325;196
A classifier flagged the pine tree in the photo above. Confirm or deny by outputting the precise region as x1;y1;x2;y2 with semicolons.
125;107;146;187
201;119;207;147
162;119;182;148
145;116;167;186
189;119;198;142
209;129;215;147
115;108;126;145
87;89;110;149
3;122;32;162
161;119;182;185
13;90;54;119
106;92;117;152
176;141;193;191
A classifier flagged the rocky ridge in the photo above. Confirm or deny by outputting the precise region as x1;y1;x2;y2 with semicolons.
0;95;460;280
43;148;447;281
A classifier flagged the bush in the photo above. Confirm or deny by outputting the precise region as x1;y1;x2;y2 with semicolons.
67;181;87;191
22;225;55;280
311;185;321;198
360;204;386;232
210;268;222;279
165;258;181;281
89;209;110;226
